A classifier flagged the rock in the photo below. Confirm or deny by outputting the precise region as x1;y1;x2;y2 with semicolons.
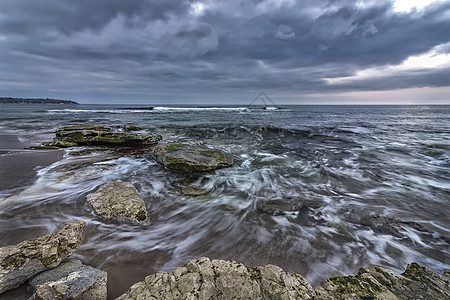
315;263;450;300
180;186;211;196
0;221;86;294
87;180;149;223
117;258;450;300
41;125;162;148
121;125;142;131
28;259;107;300
152;144;234;173
256;199;298;216
116;257;316;299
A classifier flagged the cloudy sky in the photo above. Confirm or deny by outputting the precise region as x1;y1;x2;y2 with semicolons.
1;0;449;104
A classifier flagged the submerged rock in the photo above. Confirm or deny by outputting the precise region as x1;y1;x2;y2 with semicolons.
257;199;298;216
0;221;86;294
152;144;234;173
180;186;211;196
28;259;107;300
87;180;149;223
116;257;316;300
41;125;162;148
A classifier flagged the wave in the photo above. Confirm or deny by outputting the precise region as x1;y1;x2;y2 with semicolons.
46;107;250;114
153;107;248;111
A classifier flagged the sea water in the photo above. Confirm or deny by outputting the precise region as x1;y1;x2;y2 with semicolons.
0;104;449;297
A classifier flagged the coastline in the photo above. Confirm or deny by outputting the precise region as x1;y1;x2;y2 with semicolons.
0;105;449;298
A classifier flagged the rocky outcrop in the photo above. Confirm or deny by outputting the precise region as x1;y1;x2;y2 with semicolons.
117;258;450;300
28;259;107;300
0;221;86;294
87;180;149;223
152;144;234;173
116;257;316;300
41;125;162;148
315;263;450;299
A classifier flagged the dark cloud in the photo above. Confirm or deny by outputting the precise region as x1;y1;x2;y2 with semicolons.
0;0;449;103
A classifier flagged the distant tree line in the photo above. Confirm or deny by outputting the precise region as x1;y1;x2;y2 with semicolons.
0;97;78;104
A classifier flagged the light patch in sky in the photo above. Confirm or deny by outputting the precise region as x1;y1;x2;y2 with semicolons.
392;0;444;13
325;43;450;84
304;86;450;104
190;2;207;16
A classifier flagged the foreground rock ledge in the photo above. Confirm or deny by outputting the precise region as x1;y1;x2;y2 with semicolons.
117;257;315;300
87;180;149;223
153;144;234;173
117;257;450;300
0;221;86;294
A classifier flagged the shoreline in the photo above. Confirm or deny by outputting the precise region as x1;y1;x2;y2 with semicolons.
0;133;63;197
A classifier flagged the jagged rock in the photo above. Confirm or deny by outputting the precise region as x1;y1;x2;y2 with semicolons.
87;180;149;223
41;125;162;148
314;263;450;300
0;221;86;294
152;144;234;173
28;259;107;300
116;257;316;299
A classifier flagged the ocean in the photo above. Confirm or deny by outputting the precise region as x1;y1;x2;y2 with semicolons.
0;104;449;298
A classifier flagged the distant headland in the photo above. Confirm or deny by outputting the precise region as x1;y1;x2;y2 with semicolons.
0;97;78;105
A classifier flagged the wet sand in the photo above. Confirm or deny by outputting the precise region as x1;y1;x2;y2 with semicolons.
0;133;63;299
0;134;63;195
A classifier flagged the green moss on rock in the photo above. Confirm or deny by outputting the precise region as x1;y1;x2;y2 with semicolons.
152;144;234;173
40;125;162;149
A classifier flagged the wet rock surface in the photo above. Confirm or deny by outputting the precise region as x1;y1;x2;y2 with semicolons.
116;257;315;300
152;144;234;173
315;263;450;300
117;258;450;300
28;258;107;300
40;125;162;149
0;221;86;294
87;180;149;223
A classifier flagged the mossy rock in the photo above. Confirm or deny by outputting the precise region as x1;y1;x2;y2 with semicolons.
42;140;78;148
57;125;110;132
153;144;234;173
42;125;162;148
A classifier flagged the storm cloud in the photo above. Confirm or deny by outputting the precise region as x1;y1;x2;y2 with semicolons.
0;0;449;103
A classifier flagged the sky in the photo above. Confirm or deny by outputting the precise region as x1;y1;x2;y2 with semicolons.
0;0;449;105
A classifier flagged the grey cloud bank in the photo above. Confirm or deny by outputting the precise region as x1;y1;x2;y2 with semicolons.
0;0;449;104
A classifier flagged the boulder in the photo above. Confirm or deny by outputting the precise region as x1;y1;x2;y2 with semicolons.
28;259;107;300
87;180;149;223
0;221;86;294
152;144;234;173
41;125;162;148
116;257;316;299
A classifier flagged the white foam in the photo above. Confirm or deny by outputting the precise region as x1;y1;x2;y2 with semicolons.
153;107;248;112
